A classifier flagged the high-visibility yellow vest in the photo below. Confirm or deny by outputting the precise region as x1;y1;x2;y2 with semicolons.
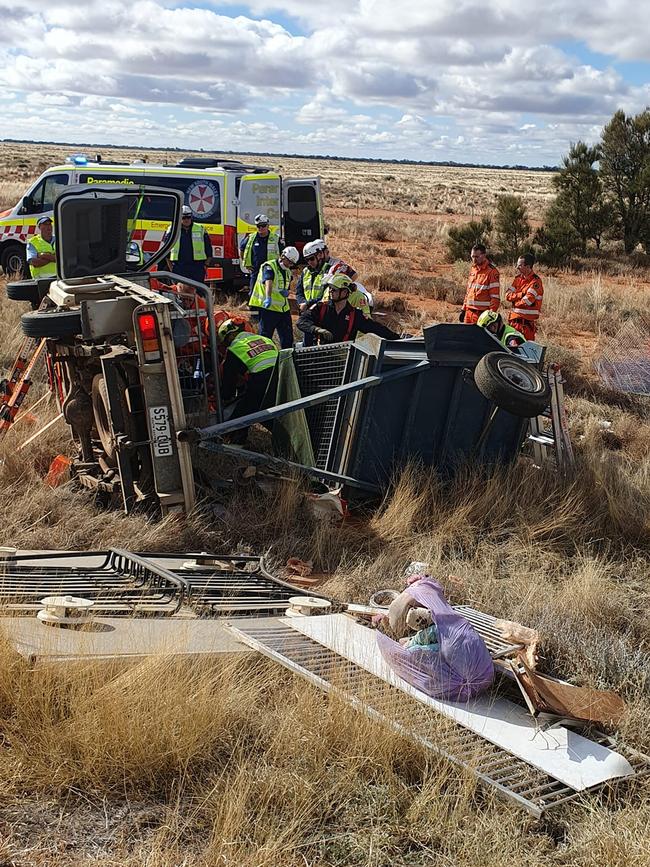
228;332;278;373
301;265;327;303
29;234;56;278
249;258;292;312
170;224;208;261
322;286;370;317
499;323;526;348
242;229;280;269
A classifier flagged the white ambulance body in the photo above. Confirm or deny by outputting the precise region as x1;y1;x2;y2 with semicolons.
0;154;324;283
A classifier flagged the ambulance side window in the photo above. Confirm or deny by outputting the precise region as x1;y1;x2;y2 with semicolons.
24;173;69;214
138;176;222;224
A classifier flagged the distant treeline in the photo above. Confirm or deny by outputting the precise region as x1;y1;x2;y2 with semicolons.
1;138;558;173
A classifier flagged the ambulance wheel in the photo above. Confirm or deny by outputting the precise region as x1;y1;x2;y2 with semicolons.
474;352;550;418
20;308;82;338
6;280;39;305
0;243;26;278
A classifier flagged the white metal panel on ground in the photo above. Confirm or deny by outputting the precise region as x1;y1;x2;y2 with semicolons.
287;614;634;792
2;616;249;662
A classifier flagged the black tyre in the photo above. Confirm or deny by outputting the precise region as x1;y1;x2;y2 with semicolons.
474;352;551;418
0;242;26;278
91;374;117;465
20;308;82;338
6;280;40;305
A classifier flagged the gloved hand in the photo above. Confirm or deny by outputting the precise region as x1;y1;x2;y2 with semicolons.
315;327;334;343
458;309;465;322
279;288;289;298
262;297;272;309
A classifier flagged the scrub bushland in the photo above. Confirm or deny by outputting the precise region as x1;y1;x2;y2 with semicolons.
0;147;649;864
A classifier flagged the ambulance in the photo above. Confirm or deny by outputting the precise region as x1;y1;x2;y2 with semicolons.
0;154;324;284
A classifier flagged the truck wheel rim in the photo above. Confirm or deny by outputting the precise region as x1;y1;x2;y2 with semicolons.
495;358;543;393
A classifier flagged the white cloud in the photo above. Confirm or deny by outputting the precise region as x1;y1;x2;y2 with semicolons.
1;0;650;164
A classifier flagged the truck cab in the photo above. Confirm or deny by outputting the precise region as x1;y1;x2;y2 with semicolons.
17;184;217;514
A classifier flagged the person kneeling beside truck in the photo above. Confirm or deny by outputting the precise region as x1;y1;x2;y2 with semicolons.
297;274;400;345
217;319;279;445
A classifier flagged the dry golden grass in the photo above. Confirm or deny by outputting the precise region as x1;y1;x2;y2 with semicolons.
0;144;650;864
0;141;555;217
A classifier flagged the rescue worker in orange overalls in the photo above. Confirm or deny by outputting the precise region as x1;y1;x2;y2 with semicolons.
505;253;543;341
460;243;500;325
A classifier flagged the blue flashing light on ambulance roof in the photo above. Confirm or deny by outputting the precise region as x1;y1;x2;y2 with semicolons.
66;154;88;166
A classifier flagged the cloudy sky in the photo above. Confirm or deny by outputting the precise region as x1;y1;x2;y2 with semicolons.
1;0;649;166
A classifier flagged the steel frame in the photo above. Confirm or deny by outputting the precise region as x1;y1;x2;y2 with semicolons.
228;620;650;817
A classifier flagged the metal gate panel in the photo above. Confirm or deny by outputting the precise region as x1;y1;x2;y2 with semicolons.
292;344;353;469
228;620;650;817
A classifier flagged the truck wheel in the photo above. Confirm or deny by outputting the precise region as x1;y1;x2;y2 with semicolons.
20;308;82;338
474;352;551;418
0;243;26;278
91;374;117;464
6;280;40;305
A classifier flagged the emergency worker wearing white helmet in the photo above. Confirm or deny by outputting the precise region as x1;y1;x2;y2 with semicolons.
317;238;358;282
295;239;328;311
249;245;300;348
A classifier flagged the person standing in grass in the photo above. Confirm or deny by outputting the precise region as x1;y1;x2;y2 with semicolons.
506;253;543;341
240;214;283;293
460;243;500;324
248;246;300;349
27;216;56;279
165;205;213;284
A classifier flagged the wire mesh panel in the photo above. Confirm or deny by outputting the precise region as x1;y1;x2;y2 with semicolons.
0;549;186;616
292;344;353;468
595;319;650;395
147;553;328;617
229;620;650;817
0;550;327;620
163;286;212;424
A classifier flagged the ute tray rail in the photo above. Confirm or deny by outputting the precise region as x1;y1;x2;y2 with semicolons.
0;550;328;619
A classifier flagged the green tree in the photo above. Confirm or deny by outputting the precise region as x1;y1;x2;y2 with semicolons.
553;141;611;253
494;195;530;260
445;217;492;262
599;109;650;253
534;200;581;266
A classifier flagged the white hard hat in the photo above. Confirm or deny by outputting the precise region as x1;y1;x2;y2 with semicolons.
181;205;192;216
254;213;270;225
302;241;322;259
281;246;300;265
313;238;327;250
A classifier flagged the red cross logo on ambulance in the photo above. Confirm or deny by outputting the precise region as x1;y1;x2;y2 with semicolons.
186;180;219;220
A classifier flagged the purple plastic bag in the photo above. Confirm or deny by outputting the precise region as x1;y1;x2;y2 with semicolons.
377;576;494;702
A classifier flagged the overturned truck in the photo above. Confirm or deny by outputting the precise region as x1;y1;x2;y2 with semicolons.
10;183;551;514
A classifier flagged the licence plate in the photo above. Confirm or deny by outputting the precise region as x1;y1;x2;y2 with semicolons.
149;405;173;458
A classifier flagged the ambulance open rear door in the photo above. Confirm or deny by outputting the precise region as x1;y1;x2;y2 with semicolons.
282;178;323;252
